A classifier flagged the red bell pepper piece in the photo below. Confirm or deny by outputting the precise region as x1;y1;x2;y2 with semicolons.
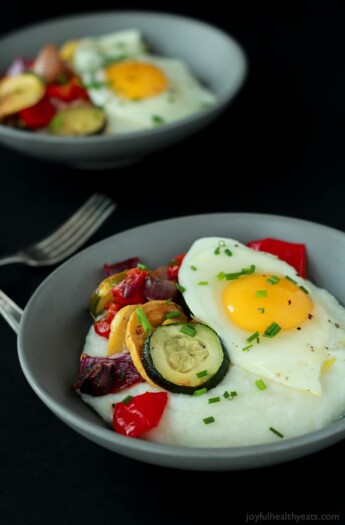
247;238;307;277
19;98;56;129
113;391;168;437
94;301;121;339
112;268;148;306
46;79;89;102
167;253;185;280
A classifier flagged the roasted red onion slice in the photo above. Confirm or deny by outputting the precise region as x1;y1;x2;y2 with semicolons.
73;352;144;396
144;275;178;301
6;57;27;76
104;257;142;276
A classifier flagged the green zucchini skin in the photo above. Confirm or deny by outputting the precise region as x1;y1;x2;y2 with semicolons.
142;323;230;395
49;106;106;136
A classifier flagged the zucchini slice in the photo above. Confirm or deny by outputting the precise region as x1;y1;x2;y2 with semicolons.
49;106;106;136
89;270;128;318
142;323;230;395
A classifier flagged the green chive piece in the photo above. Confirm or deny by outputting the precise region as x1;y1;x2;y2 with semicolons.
152;115;165;125
300;286;309;294
258;307;265;314
225;272;243;280
256;290;268;298
136;307;152;333
180;324;196;337
241;264;256;275
246;331;260;343
242;344;253;352
269;426;284;438
263;322;281;338
169;259;178;265
165;311;181;319
198;281;208;286
255;379;267;391
217;271;226;281
196;370;208;378
230;391;238;399
203;416;215;424
208;396;221;404
137;263;149;270
267;275;280;285
285;275;297;285
214;246;221;255
176;283;186;293
190;265;197;271
122;395;133;405
224;248;233;257
165;298;173;303
194;387;207;396
218;241;226;247
223;391;230;399
256;336;260;344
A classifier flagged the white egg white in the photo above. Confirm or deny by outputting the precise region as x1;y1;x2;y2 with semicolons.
179;237;345;395
73;30;216;134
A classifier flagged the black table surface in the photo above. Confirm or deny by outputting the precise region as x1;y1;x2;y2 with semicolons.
1;3;344;524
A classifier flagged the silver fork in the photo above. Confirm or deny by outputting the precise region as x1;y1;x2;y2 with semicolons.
0;193;116;267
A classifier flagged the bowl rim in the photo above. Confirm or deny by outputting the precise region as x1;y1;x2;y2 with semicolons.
0;10;247;144
17;211;345;462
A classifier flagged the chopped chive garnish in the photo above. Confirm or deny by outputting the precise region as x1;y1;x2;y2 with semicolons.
300;286;309;294
263;322;281;338
176;283;186;293
165;311;181;319
122;395;133;405
285;275;297;285
136;307;152;333
196;369;208;378
194;387;207;396
224;248;233;257
255;379;267;391
242;344;253;352
258;307;265;314
269;426;284;438
169;259;178;265
230;391;238;398
180;324;196;337
165;298;173;303
223;390;237;400
214;247;221;255
256;336;260;344
217;271;226;281
225;272;243;280
190;265;197;271
152;115;165;125
203;416;215;424
267;275;280;285
208;396;221;404
218;241;226;247
198;281;208;286
256;290;268;298
246;331;260;343
137;263;149;270
223;391;230;399
241;264;256;275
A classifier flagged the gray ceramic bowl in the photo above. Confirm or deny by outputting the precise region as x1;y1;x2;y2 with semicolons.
0;11;247;169
14;213;345;471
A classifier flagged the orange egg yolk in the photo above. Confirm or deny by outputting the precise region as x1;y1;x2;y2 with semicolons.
105;61;168;100
222;274;313;332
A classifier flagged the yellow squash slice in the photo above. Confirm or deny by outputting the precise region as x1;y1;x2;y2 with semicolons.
107;304;140;356
0;74;45;120
125;300;188;386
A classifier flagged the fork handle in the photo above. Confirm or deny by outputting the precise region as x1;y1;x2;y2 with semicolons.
0;289;23;334
0;254;25;266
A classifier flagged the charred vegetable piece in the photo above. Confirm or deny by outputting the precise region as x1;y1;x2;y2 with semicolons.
33;43;66;83
19;98;56;129
107;304;140;355
142;323;230;395
167;253;186;280
113;391;168;437
104;257;143;276
247;238;307;278
143;275;178;301
89;271;128;318
125;300;187;386
49;106;106;136
112;268;148;306
0;74;45;120
93;302;120;339
73;352;144;396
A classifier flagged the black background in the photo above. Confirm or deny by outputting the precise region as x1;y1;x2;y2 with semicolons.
1;2;344;524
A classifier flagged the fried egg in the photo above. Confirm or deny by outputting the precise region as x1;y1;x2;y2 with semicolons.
73;30;216;133
178;237;345;395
